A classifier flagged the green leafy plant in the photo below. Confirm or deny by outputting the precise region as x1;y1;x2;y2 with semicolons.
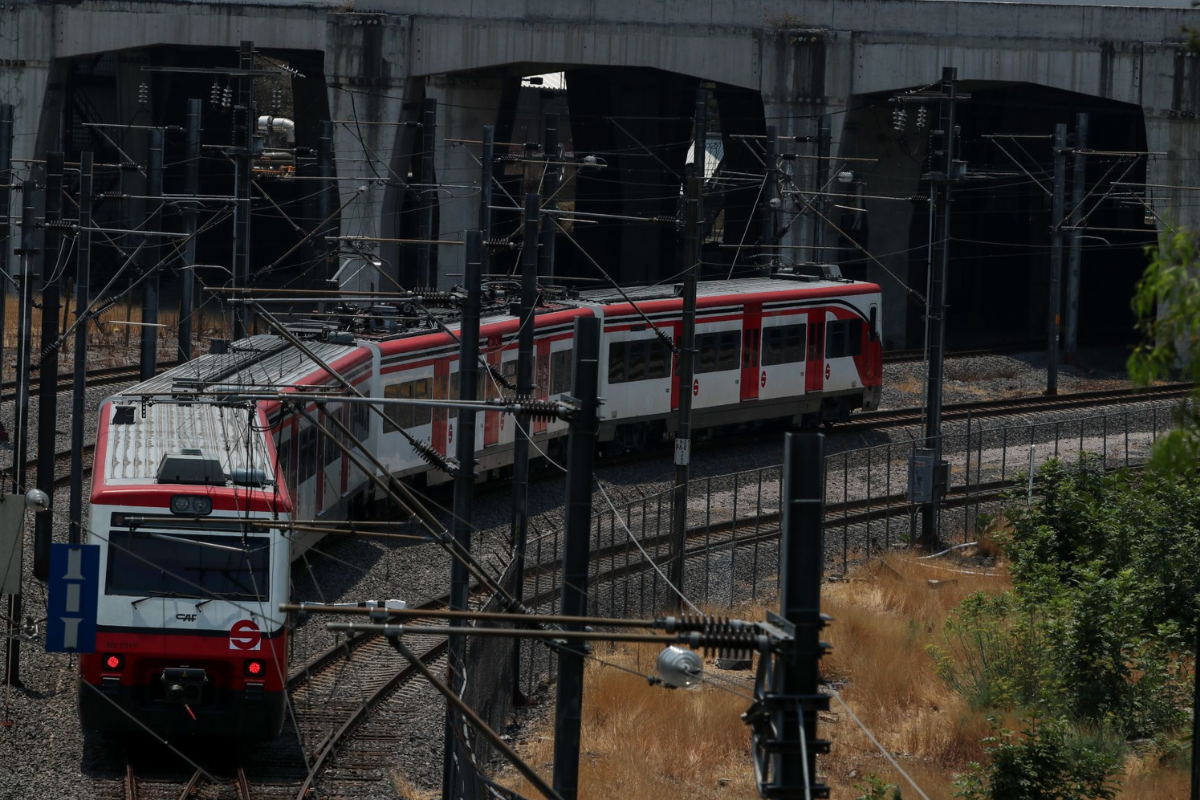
953;715;1121;800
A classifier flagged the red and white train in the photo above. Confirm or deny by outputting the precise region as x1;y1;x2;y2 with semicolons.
78;273;882;738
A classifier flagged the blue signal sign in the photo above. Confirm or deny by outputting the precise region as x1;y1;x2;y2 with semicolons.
46;544;100;654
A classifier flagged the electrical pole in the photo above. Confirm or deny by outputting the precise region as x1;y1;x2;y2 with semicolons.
509;193;538;698
774;431;831;798
538;115;558;278
812;115;831;264
69;153;93;547
920;67;962;550
443;229;482;800
232;40;254;340
5;179;38;688
1065;112;1088;361
317;120;334;285
34;153;63;582
179;99;200;362
1046;124;1067;396
761;125;778;266
418;98;436;288
0;104;12;444
140;130;162;381
552;314;600;800
668;87;706;609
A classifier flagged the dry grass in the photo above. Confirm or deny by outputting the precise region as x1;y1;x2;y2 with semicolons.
498;640;761;800
494;554;1192;798
893;373;923;395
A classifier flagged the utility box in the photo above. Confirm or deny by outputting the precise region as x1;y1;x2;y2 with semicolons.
907;449;948;504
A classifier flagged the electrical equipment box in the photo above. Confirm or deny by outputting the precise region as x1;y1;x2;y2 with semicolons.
907;448;948;504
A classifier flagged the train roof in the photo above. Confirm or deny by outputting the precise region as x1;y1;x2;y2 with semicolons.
575;274;880;306
98;401;274;489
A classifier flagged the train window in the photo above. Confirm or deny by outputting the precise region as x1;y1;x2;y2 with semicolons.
551;350;573;394
324;405;342;466
383;378;433;431
502;359;518;398
351;401;370;442
537;352;550;399
742;329;761;369
647;338;669;380
298;425;317;485
609;338;671;383
106;530;270;601
695;331;741;374
762;324;806;366
825;320;864;359
608;342;626;383
276;433;293;495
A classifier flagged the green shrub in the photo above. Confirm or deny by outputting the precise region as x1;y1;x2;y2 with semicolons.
953;715;1121;800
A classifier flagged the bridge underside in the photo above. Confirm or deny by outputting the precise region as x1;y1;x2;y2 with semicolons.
4;2;1200;350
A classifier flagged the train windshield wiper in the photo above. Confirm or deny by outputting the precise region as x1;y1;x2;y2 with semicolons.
130;591;191;607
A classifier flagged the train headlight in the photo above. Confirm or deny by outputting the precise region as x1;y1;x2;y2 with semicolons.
170;495;213;516
102;653;125;672
244;659;265;677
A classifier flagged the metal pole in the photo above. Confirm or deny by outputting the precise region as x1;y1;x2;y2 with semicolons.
139;130;162;381
812;115;831;263
1065;112;1088;361
5;179;38;688
552;315;600;800
920;67;958;550
316;120;334;292
509;193;539;699
232;40;254;340
69;154;93;547
417;98;436;288
668;177;701;606
1192;619;1200;800
1046;123;1067;396
442;230;483;800
775;431;829;798
538;115;558;278
0;104;12;444
34;153;64;582
178;99;200;361
761;126;777;266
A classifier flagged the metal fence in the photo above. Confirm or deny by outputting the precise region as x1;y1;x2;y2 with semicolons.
510;401;1177;699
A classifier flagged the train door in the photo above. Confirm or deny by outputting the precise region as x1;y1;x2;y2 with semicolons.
535;338;551;435
432;358;450;455
484;335;501;448
740;303;761;402
806;308;825;394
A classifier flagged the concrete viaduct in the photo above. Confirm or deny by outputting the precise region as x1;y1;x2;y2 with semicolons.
3;0;1200;347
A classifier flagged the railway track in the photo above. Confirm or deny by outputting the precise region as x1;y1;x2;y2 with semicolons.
0;360;178;406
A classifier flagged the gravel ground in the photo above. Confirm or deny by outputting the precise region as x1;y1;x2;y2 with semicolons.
0;345;1162;798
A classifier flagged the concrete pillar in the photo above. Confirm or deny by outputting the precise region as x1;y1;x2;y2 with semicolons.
324;13;412;294
425;74;507;289
1144;116;1200;233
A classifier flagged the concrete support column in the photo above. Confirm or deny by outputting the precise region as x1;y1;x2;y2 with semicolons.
0;36;51;280
1145;114;1200;234
425;75;507;289
324;13;411;294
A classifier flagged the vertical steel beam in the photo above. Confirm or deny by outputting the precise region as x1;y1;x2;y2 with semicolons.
179;100;201;362
509;193;538;697
538;115;558;278
1065;112;1088;360
34;153;64;582
1046;124;1067;395
69;153;93;547
761;126;778;266
0;104;12;441
139;130;162;380
775;431;830;797
552;314;601;800
417;98;436;287
5;179;38;688
232;40;254;340
920;67;958;549
812;114;831;262
667;88;707;608
442;230;482;800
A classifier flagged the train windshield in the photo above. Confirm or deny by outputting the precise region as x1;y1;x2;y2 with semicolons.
106;530;270;602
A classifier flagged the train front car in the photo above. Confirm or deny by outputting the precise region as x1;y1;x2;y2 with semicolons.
79;399;290;739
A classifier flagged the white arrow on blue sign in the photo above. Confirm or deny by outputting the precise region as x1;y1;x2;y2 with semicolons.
46;544;99;653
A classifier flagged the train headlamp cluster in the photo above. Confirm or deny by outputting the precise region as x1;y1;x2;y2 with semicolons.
169;495;213;516
102;653;125;672
244;659;265;677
